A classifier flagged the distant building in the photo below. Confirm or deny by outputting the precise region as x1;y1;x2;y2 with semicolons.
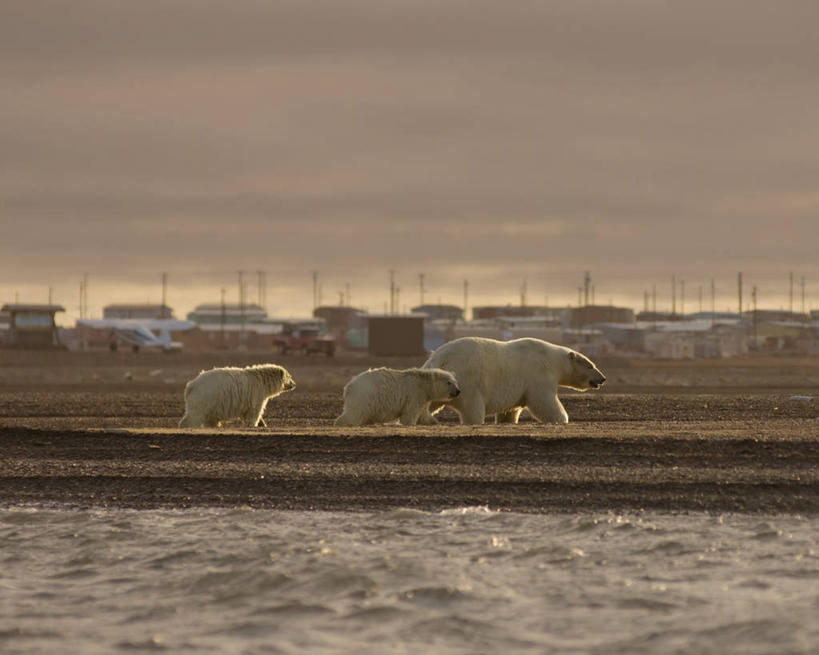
178;323;282;353
744;309;808;324
314;306;368;348
368;315;425;356
571;305;635;327
104;304;173;319
187;303;267;325
410;304;464;322
1;304;66;349
450;316;562;344
471;305;569;324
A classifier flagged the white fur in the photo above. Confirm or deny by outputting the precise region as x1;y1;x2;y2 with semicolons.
179;364;296;428
334;367;460;426
418;337;606;425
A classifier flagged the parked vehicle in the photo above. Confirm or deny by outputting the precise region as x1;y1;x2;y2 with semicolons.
272;322;336;356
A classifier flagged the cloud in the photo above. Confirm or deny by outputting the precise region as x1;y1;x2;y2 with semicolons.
2;1;818;318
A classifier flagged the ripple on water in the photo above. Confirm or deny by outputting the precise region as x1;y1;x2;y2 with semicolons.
2;508;819;654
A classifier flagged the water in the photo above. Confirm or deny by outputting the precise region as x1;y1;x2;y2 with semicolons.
1;507;817;654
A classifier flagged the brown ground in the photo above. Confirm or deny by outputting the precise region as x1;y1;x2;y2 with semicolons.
1;350;818;513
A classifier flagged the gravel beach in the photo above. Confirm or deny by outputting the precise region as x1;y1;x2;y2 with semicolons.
2;350;818;513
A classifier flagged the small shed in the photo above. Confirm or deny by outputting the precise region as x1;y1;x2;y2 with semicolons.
368;315;425;356
1;304;66;349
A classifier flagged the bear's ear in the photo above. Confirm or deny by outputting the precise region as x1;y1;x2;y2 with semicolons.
569;351;578;361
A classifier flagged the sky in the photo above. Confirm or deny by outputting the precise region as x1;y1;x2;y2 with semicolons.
2;0;818;324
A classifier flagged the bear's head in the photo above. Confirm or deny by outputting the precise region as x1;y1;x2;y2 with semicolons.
256;364;296;394
280;368;297;392
564;350;606;391
427;368;461;401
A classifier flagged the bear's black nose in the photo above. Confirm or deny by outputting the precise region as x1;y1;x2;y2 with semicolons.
452;388;461;397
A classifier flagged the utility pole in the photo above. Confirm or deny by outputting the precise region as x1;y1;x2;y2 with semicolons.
752;285;758;345
238;270;245;339
257;271;266;311
789;271;794;313
220;287;226;345
680;279;685;316
644;290;649;313
520;279;527;307
737;271;743;316
389;270;396;315
161;272;168;316
801;276;806;315
583;271;591;307
710;278;716;314
671;275;677;315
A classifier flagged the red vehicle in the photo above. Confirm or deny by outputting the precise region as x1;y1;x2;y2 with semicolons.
272;321;336;356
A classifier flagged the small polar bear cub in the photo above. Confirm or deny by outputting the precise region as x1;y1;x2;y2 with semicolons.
334;367;460;426
179;364;296;428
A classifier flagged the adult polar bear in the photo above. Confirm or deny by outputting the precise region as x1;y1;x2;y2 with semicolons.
418;337;606;425
179;364;296;428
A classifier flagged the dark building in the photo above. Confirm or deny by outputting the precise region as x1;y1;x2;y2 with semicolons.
571;305;635;328
187;303;266;325
1;304;66;349
410;304;463;322
744;309;809;324
104;304;173;319
314;306;366;331
368;315;425;356
636;311;688;322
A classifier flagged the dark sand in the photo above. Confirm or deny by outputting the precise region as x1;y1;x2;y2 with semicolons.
1;350;818;513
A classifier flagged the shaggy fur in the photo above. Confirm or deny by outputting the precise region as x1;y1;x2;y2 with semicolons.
334;367;460;426
179;364;296;428
417;337;606;425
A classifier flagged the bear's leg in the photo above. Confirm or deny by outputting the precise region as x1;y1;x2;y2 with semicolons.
399;405;423;426
334;408;364;426
416;402;441;425
526;395;569;424
179;411;203;428
243;409;263;427
452;392;486;425
416;407;439;425
496;407;522;424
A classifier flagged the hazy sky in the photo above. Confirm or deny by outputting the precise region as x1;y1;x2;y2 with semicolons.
2;1;818;321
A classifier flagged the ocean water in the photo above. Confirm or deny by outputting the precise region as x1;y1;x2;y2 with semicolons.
1;507;817;655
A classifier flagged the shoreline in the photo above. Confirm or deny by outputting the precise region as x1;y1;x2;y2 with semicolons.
3;422;818;514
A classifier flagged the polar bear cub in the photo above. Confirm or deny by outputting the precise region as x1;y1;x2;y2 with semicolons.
334;367;460;426
179;363;296;428
418;337;606;425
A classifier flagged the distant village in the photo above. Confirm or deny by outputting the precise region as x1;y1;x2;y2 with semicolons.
2;299;819;359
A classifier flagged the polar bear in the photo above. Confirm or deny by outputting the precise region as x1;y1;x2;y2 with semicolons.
334;367;460;426
179;364;296;428
417;337;605;425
